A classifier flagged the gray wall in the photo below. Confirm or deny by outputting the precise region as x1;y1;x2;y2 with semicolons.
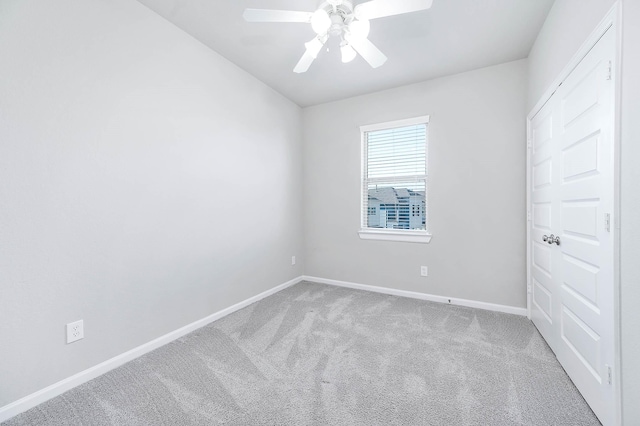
0;0;303;407
527;1;640;423
303;60;528;308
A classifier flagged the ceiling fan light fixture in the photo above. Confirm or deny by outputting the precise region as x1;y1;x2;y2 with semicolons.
243;0;434;73
341;43;357;63
311;9;331;34
348;19;370;39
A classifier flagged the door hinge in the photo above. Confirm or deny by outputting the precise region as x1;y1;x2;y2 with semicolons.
607;60;613;80
527;139;532;149
606;364;613;385
527;283;532;294
527;210;532;221
605;213;611;232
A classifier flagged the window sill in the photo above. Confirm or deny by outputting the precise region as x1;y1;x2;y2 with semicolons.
358;229;432;243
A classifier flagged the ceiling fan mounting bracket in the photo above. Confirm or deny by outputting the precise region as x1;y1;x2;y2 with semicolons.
320;2;354;19
325;0;353;11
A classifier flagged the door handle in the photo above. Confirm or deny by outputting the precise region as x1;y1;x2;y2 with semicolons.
543;234;560;245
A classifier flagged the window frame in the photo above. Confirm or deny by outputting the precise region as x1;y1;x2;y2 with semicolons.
358;115;431;244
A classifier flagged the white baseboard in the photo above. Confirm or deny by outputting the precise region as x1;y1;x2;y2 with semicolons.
302;275;528;317
0;276;303;424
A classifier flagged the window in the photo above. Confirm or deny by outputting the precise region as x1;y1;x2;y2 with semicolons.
359;116;430;243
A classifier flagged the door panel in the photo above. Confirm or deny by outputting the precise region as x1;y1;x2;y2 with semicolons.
533;243;552;274
560;236;600;267
561;254;599;306
532;109;553;153
533;203;551;229
561;306;601;379
562;61;601;127
562;202;599;238
562;134;600;180
533;278;553;321
533;158;553;188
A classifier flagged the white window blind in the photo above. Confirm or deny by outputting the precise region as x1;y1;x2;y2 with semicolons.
361;117;428;237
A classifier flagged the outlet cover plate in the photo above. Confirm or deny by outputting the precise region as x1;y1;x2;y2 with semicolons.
66;320;84;344
421;266;428;277
292;256;296;266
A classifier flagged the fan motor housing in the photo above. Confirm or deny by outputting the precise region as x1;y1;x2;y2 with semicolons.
320;0;355;36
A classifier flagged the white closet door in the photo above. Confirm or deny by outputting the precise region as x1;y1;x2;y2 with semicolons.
555;27;616;425
530;93;559;347
529;27;616;425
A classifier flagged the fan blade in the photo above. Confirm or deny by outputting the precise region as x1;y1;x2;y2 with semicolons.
293;51;316;73
354;0;433;20
346;36;387;68
243;9;313;23
294;37;327;73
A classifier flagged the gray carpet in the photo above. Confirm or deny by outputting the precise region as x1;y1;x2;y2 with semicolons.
4;281;600;425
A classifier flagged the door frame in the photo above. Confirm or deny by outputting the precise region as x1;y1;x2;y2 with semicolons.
525;2;622;425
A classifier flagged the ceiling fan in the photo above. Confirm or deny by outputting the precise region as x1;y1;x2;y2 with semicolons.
243;0;433;73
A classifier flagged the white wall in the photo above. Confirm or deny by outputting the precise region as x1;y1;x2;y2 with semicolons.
303;60;528;309
0;0;303;407
527;1;640;423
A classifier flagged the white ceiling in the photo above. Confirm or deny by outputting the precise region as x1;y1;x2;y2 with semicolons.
137;0;554;107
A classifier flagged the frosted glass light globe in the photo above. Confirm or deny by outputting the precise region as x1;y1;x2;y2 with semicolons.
311;9;331;34
341;44;357;63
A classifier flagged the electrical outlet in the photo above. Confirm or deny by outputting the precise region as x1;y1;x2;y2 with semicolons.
420;266;428;277
291;255;296;266
66;320;84;344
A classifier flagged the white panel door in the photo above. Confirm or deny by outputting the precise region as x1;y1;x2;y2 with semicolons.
528;27;616;425
530;96;559;346
556;27;616;425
